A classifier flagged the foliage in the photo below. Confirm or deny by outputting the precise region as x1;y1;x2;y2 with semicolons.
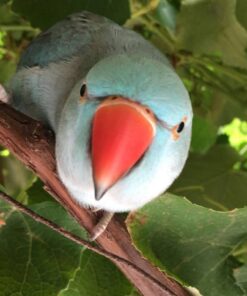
0;199;135;296
170;145;247;211
0;0;247;295
127;194;247;296
12;0;130;29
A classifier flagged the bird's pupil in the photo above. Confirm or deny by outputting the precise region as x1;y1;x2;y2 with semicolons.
177;122;185;133
80;84;86;96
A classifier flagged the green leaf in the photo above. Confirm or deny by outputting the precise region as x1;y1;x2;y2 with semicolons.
27;179;54;205
12;0;130;30
177;60;247;129
0;3;21;24
0;184;6;192
0;186;11;216
154;0;177;33
171;145;247;210
0;0;10;5
221;118;247;151
58;251;138;296
0;154;34;198
209;90;247;126
236;0;247;30
0;201;135;295
0;59;16;83
176;0;247;68
191;115;217;153
234;264;247;293
0;201;86;295
127;194;247;296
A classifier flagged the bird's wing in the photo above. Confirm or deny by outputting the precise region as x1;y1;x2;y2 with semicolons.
12;11;168;127
18;10;167;70
18;11;112;69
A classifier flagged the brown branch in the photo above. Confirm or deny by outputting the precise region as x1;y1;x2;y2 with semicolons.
0;102;190;296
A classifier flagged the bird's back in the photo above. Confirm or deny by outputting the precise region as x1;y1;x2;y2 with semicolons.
10;11;168;129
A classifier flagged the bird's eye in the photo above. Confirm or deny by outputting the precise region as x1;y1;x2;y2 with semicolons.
177;121;185;133
80;84;86;97
157;116;187;140
171;118;187;140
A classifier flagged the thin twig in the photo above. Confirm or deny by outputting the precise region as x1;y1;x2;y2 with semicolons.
130;0;159;19
0;190;177;296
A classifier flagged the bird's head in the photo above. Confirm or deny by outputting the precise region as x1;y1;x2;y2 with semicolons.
56;54;193;212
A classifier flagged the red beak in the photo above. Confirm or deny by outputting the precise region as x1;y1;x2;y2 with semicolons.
91;97;156;200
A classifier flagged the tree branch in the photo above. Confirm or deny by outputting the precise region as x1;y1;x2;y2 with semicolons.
0;102;190;296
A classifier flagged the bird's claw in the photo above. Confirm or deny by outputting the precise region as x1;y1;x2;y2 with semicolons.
89;211;114;241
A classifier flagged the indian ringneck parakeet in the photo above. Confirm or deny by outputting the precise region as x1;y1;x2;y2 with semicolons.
10;11;192;238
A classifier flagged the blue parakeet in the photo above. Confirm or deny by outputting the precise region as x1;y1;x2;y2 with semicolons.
10;12;192;224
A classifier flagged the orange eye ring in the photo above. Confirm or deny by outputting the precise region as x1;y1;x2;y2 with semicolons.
171;116;187;140
79;83;87;103
80;84;86;97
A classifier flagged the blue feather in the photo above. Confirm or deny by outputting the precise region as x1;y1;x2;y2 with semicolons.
10;11;193;212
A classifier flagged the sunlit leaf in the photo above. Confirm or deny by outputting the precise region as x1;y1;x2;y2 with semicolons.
221;119;247;151
0;149;9;157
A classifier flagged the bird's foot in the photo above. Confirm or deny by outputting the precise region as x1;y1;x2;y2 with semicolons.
0;84;10;103
90;211;114;241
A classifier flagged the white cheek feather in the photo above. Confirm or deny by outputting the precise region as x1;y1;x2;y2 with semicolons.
95;124;191;212
57;144;183;212
53;56;193;213
103;149;184;211
56;119;191;212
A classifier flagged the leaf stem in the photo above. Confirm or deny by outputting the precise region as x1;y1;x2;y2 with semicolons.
139;16;175;53
130;0;159;19
179;55;247;85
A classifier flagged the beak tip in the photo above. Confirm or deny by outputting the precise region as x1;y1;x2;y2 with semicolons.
94;185;106;201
